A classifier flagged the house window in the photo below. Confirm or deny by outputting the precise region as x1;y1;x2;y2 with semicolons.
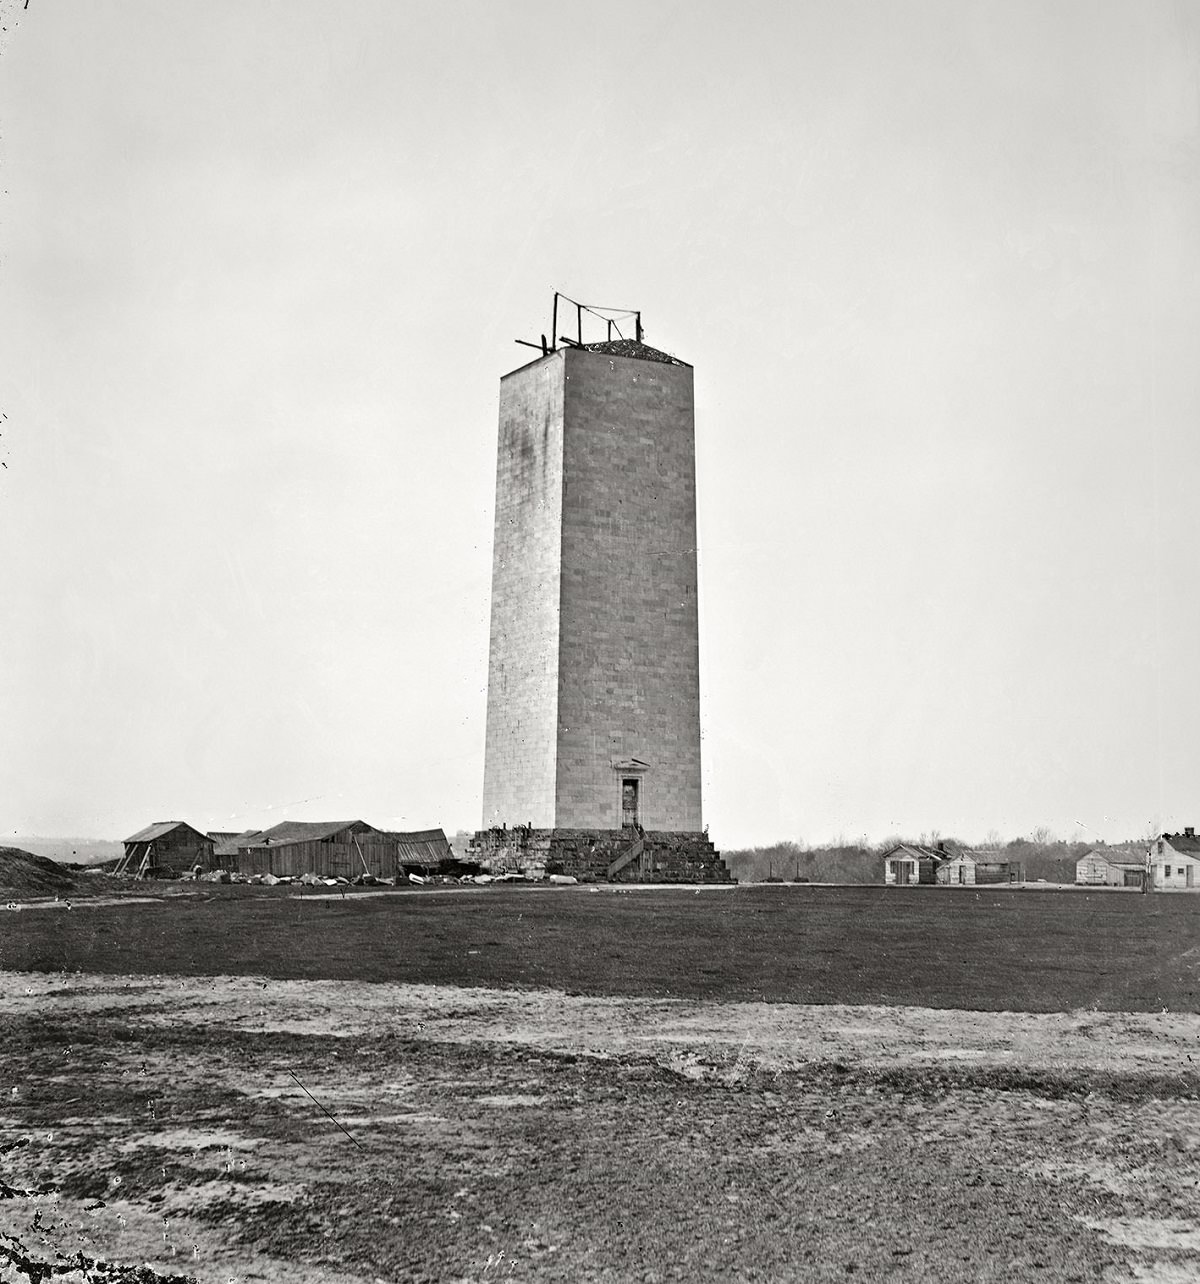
1179;868;1186;877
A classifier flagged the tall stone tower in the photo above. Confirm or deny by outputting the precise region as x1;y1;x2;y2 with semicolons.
473;300;728;882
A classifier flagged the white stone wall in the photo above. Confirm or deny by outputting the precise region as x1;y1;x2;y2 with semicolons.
480;345;705;834
480;355;564;828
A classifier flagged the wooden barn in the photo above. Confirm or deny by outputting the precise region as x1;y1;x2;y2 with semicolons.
221;820;387;879
1076;847;1147;888
1151;830;1200;889
211;820;452;880
883;843;951;886
118;822;214;878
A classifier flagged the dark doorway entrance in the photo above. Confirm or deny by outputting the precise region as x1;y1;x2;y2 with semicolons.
621;778;640;828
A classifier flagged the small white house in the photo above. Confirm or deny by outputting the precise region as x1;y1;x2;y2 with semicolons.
1076;848;1148;888
1152;830;1200;889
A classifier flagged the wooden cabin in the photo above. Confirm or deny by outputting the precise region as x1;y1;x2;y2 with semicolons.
1075;848;1147;888
972;857;1024;884
936;851;977;884
951;847;1024;885
119;821;214;878
883;842;952;886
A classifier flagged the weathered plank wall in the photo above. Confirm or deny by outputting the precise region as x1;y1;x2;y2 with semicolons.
233;841;400;879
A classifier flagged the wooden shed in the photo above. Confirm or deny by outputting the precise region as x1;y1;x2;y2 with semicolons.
1076;847;1147;888
392;829;454;872
960;847;1025;885
883;843;952;886
936;851;977;885
972;858;1024;884
118;822;214;878
224;820;393;879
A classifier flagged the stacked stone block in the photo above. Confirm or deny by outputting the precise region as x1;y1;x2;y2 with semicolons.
468;827;732;884
478;336;720;882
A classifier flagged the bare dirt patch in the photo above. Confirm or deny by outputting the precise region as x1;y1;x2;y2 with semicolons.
4;972;1200;1282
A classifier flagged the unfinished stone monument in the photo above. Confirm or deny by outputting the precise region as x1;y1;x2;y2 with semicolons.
471;295;729;882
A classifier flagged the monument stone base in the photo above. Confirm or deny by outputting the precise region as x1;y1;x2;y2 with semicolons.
468;827;733;884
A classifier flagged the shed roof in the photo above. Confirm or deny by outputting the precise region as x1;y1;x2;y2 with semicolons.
392;829;453;865
964;851;1025;870
124;821;205;844
1080;847;1147;866
882;843;955;862
213;829;263;858
239;820;373;848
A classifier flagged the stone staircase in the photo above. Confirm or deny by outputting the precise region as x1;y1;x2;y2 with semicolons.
607;831;647;880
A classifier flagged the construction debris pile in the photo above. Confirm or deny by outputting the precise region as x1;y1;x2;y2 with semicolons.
0;848;76;897
0;848;148;902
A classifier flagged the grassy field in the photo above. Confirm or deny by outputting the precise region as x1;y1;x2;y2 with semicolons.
5;884;1200;1283
2;883;1195;1013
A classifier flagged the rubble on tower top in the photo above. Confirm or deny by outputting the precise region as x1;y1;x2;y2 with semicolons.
581;338;689;366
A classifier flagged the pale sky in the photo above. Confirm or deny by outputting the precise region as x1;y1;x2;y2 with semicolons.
1;0;1197;847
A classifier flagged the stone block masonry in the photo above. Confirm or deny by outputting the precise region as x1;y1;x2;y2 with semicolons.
469;827;733;884
478;333;720;882
481;355;565;828
481;344;703;833
555;349;702;832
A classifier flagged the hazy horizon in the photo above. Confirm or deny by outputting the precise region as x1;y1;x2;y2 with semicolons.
2;1;1197;849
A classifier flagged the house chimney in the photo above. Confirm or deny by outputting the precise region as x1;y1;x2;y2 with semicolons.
1186;827;1195;839
937;841;945;852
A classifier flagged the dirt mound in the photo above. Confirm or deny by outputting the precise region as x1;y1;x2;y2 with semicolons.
0;847;76;896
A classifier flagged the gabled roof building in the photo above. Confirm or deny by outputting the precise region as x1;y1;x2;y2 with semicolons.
883;842;952;886
1152;829;1200;890
119;821;213;878
1076;847;1148;887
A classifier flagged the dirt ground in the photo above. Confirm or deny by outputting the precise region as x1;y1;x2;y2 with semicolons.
4;971;1200;1283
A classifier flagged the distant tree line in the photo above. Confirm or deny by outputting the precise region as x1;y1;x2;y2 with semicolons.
721;835;1148;885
